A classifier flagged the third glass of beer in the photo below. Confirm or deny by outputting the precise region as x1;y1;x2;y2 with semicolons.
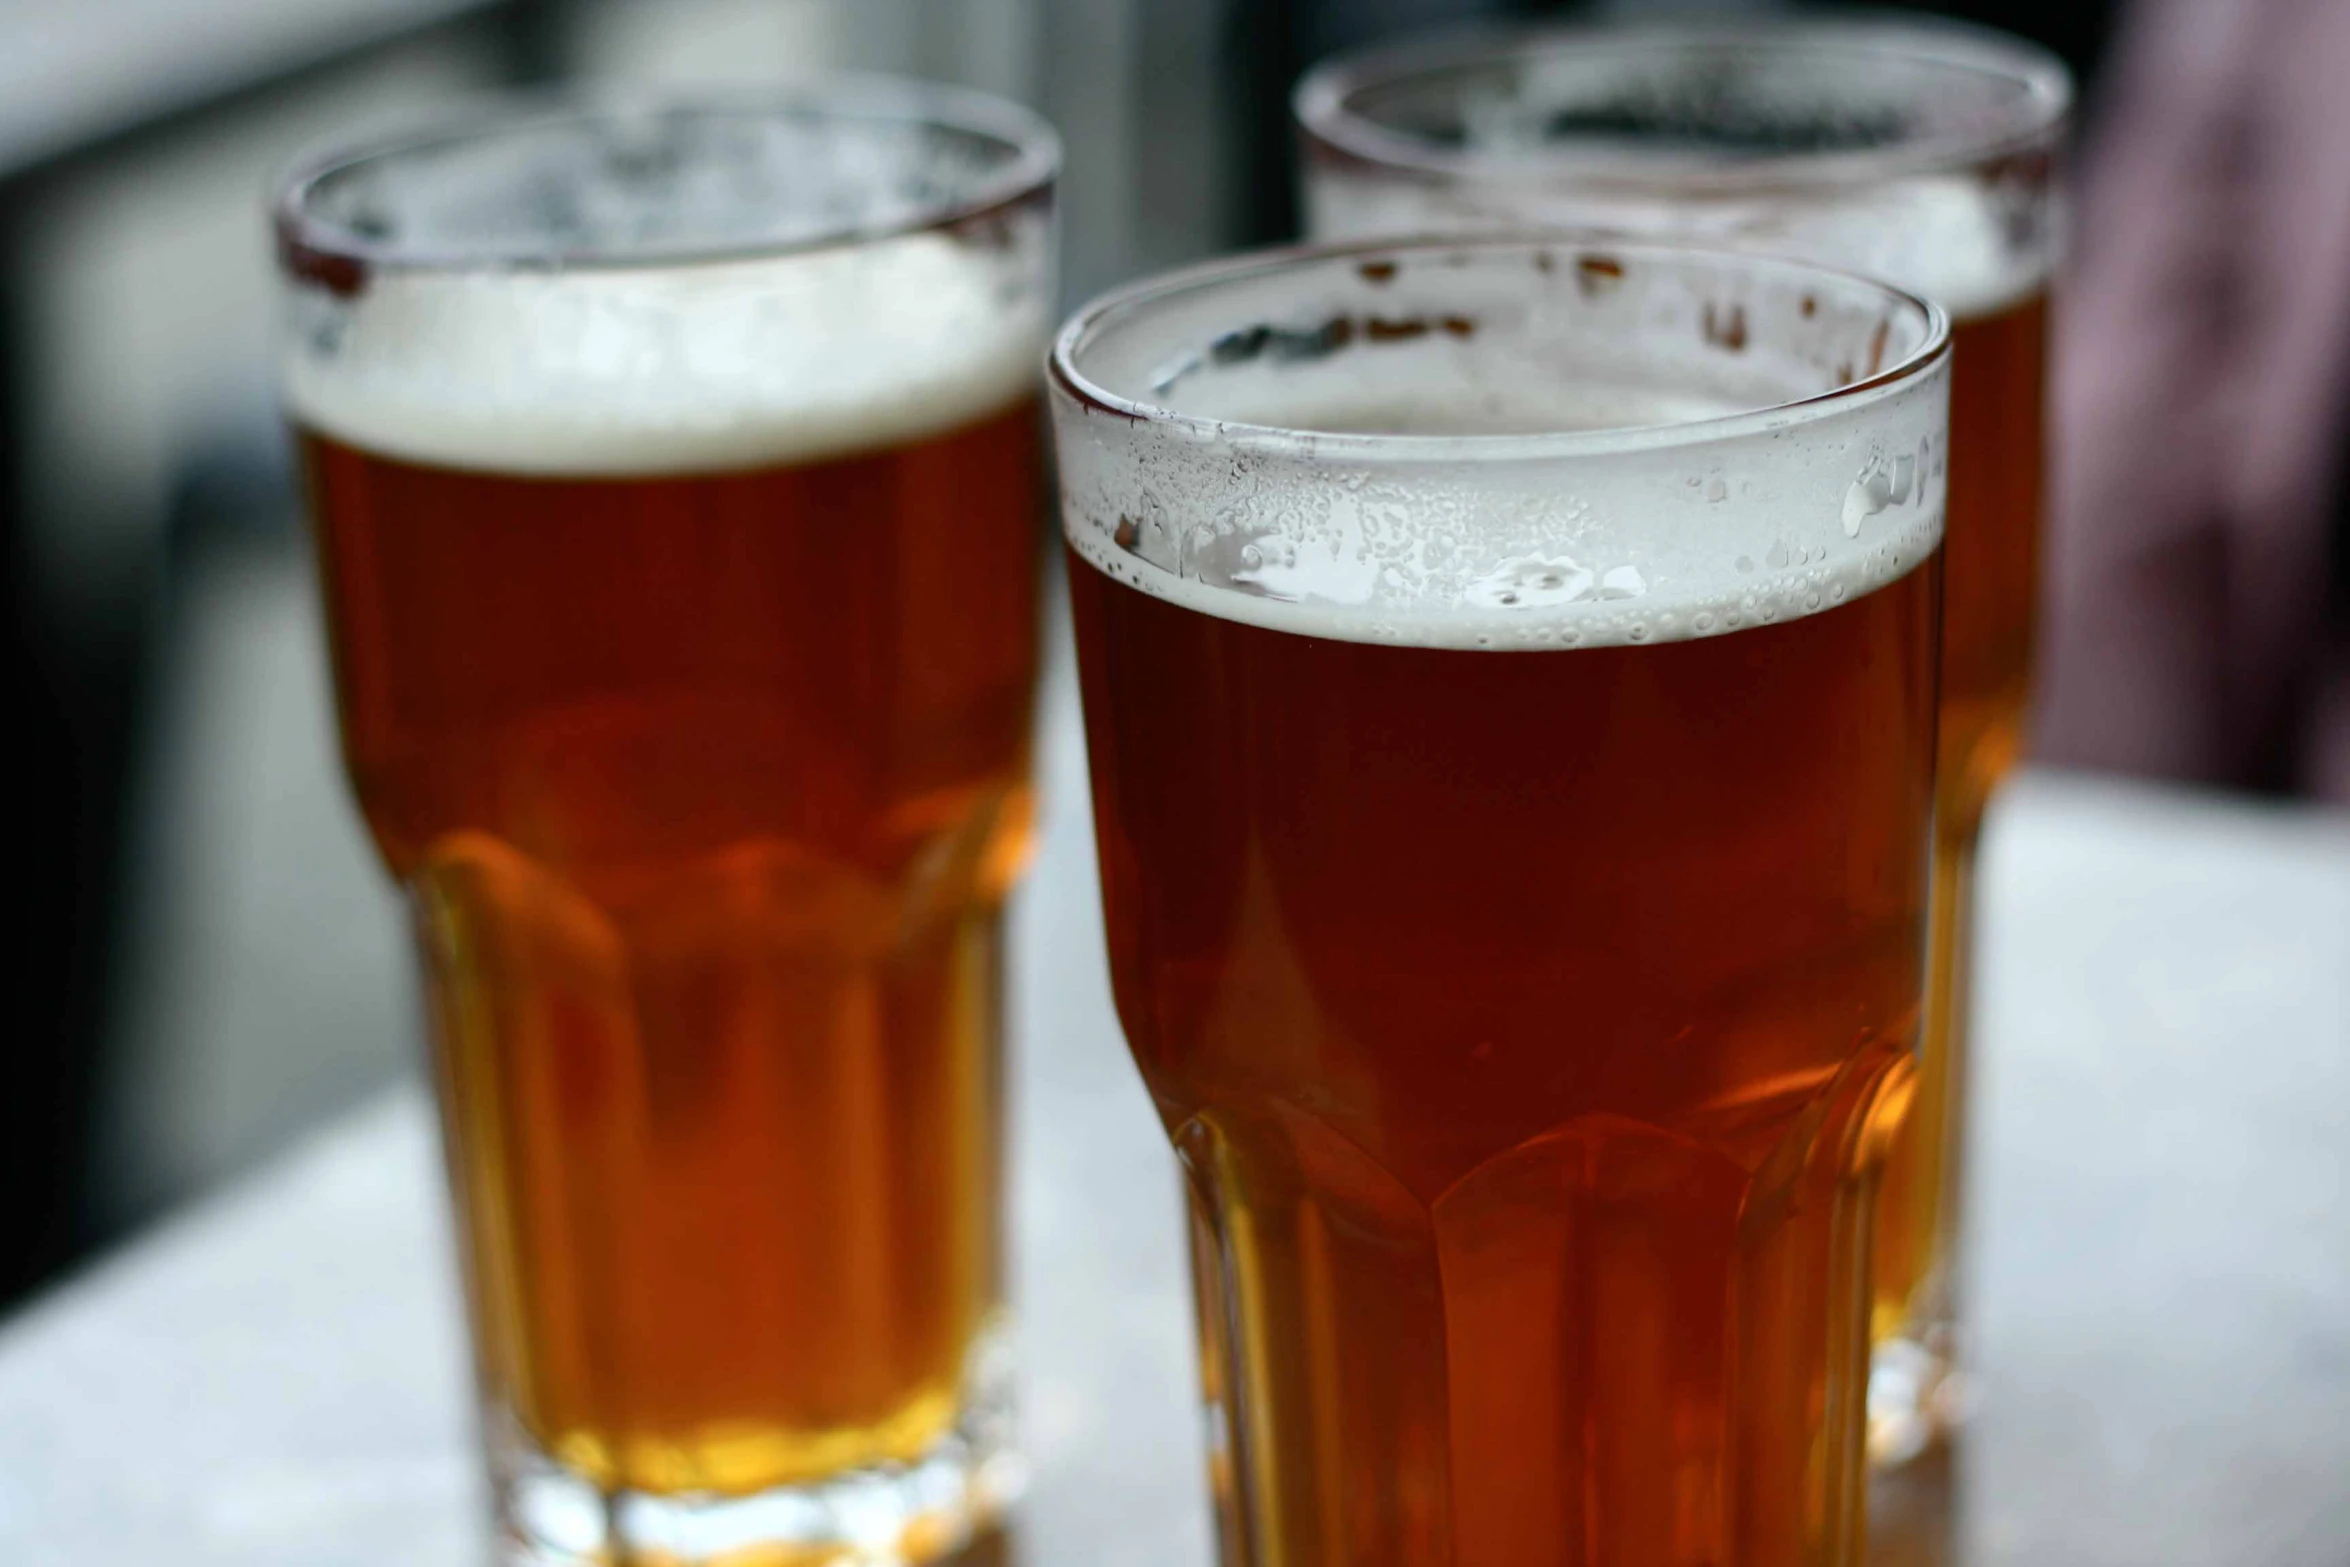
275;86;1055;1564
1297;21;2068;1460
1053;235;1947;1566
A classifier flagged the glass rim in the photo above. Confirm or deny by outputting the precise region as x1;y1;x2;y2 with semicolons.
272;76;1061;278
1294;16;2072;196
1048;231;1951;464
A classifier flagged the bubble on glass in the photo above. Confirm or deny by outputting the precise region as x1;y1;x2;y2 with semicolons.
1463;554;1595;610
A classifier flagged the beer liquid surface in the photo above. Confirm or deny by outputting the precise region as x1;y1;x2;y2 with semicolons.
1070;396;1939;1566
292;236;1044;1495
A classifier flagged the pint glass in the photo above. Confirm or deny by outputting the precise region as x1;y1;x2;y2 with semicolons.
274;88;1056;1564
1053;235;1947;1567
1297;23;2067;1460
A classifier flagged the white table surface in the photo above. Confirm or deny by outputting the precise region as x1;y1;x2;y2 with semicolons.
2;651;2345;1567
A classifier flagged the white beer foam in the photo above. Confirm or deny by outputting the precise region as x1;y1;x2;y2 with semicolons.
1737;174;2046;322
1053;263;1948;652
1309;170;2045;324
282;230;1045;476
1062;391;1944;652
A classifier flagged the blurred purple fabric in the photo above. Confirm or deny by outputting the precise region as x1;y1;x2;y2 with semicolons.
2037;0;2350;803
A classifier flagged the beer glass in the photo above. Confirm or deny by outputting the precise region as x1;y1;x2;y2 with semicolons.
274;86;1055;1564
1297;22;2067;1462
1053;234;1947;1567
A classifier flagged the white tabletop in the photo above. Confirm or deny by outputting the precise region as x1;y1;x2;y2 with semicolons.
2;651;2344;1567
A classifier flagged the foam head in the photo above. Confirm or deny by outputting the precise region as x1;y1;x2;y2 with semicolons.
1050;237;1949;650
1297;21;2069;321
275;89;1058;476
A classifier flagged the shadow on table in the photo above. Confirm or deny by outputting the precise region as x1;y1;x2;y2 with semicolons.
1869;1440;1957;1567
944;1523;1020;1567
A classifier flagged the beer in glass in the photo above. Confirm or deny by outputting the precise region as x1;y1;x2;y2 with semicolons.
1053;235;1948;1566
274;88;1056;1564
1296;23;2067;1460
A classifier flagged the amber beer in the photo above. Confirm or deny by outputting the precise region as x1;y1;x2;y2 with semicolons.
276;91;1056;1564
1054;238;1949;1566
1873;289;2045;1355
303;396;1039;1488
1294;22;2070;1452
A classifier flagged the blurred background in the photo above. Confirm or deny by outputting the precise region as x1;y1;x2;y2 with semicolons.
7;0;2340;1322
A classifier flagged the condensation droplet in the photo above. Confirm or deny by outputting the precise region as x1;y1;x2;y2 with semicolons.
1843;465;1896;538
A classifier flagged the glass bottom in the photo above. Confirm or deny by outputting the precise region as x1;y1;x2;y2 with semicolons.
1867;1294;1968;1470
490;1327;1022;1566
